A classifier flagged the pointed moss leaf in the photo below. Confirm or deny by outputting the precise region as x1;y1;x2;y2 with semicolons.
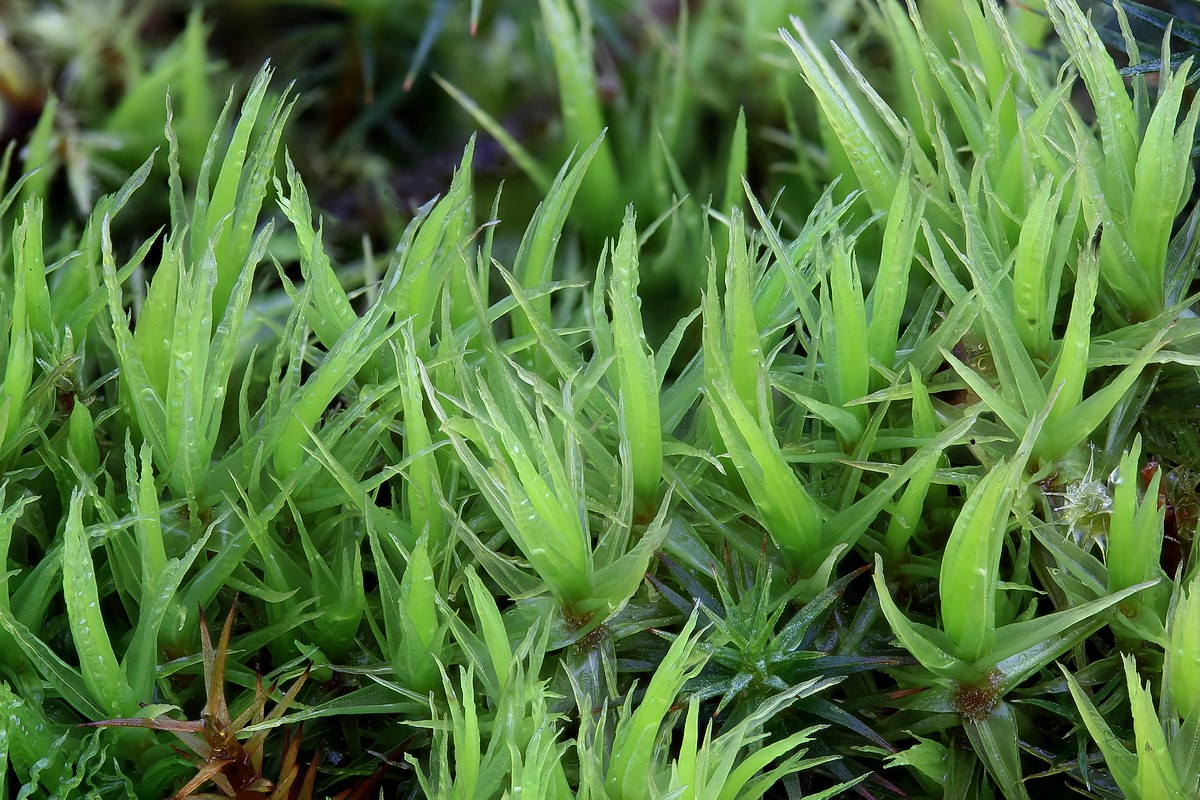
1171;704;1200;795
19;94;56;206
988;580;1155;689
276;154;356;348
1013;174;1067;358
885;367;941;561
0;488;34;613
1169;573;1200;725
778;389;864;447
244;683;417;733
721;107;748;217
272;315;403;477
586;493;672;618
940;347;1027;436
1029;519;1107;597
827;241;869;432
1118;654;1183;797
1045;233;1101;433
782;19;896;212
14;199;51;348
825;407;980;550
1036;326;1170;462
67;403;100;475
868;148;924;377
538;0;619;225
386;139;476;350
873;555;981;683
609;205;662;509
940;468;1010;663
199;65;295;321
124;519;214;700
63;491;129;715
434;75;550;189
963;702;1030;800
606;610;705;800
1131;61;1200;310
1109;436;1165;595
510;134;605;359
465;566;511;693
1046;0;1137;193
0;606;105;720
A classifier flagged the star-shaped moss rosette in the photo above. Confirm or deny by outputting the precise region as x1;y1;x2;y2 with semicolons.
82;603;312;799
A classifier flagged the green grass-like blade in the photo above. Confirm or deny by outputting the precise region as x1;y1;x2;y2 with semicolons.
1126;654;1184;796
1012;173;1067;359
1108;436;1165;597
465;566;511;694
383;139;475;352
782;19;896;213
434;74;551;190
124;500;214;699
989;580;1153;688
1044;227;1102;432
272;313;402;479
14;199;51;349
884;367;941;562
1046;0;1138;204
538;0;620;228
19;95;56;208
610;206;662;512
607;610;704;800
721;107;749;218
868;148;924;378
1129;56;1200;316
962;702;1030;800
62;490;129;716
0;604;104;719
872;554;981;684
276;154;356;349
510;136;604;357
939;468;1009;663
1036;325;1170;464
398;329;446;554
827;239;869;434
724;211;764;415
399;537;444;694
195;65;294;321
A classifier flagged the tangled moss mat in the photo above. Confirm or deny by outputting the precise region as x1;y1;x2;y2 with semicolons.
3;1;1200;798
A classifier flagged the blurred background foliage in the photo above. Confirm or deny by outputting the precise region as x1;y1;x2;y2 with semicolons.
4;0;866;313
3;0;1196;334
